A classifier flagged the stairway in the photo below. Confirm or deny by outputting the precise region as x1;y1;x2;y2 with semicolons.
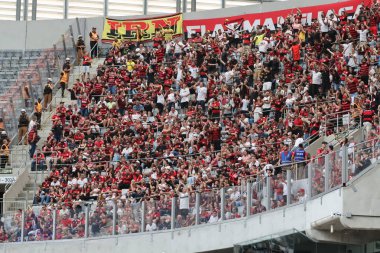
3;58;104;213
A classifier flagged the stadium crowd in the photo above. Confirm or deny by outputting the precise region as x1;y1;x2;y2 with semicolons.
2;0;380;242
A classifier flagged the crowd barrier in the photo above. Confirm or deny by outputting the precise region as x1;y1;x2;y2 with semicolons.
0;137;377;243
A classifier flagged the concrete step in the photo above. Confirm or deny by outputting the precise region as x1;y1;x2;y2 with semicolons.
23;187;37;191
18;191;34;199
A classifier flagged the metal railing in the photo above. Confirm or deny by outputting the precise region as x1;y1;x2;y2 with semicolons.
0;136;377;243
322;109;361;137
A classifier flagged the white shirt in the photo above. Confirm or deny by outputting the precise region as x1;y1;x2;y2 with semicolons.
208;214;219;223
342;43;353;57
347;53;358;68
28;120;37;132
174;42;184;54
51;181;60;187
77;177;88;188
146;223;157;232
167;92;176;103
312;71;322;85
319;17;329;33
241;99;249;111
122;147;133;156
230;191;241;201
285;97;295;107
67;178;78;186
165;42;174;53
157;94;165;104
189;66;199;79
258;40;269;53
224;70;234;85
294;138;304;149
196;86;207;101
179;192;189;209
282;182;288;196
180;88;190;103
357;29;368;42
168;109;178;118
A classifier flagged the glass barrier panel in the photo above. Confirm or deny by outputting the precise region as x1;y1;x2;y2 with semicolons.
54;202;85;240
175;191;196;228
224;185;246;220
289;167;307;204
350;140;378;177
199;190;220;224
24;206;53;241
145;195;171;231
250;176;266;215
116;198;141;234
310;161;325;197
270;173;287;210
88;201;114;238
330;150;342;189
3;211;22;242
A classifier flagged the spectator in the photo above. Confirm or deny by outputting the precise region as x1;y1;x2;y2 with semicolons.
89;27;99;58
0;118;5;131
34;99;42;129
28;124;39;158
17;109;29;145
60;70;69;98
43;78;54;111
0;139;9;168
82;52;92;82
76;35;85;64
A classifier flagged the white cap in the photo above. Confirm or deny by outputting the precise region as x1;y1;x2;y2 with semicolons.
47;78;52;81
1;131;6;134
21;109;26;112
66;58;70;61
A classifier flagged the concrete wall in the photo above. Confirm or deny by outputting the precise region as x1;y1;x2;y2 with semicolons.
341;164;380;229
0;0;342;50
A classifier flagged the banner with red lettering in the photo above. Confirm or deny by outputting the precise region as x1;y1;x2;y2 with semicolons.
183;0;371;36
102;13;183;43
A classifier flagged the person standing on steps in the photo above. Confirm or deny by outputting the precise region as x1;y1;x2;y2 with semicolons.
82;52;92;82
60;70;69;98
0;139;9;169
28;124;39;159
43;78;53;111
34;98;42;130
62;57;71;97
89;27;99;58
76;35;85;64
18;109;30;145
52;119;63;142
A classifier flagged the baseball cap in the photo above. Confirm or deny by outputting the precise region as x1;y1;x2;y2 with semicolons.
47;78;52;82
66;58;70;61
21;109;26;112
1;131;6;135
